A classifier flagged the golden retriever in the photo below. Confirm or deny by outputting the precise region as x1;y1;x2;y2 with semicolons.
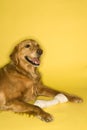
0;39;83;122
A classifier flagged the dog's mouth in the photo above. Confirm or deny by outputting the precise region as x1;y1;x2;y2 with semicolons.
25;56;40;66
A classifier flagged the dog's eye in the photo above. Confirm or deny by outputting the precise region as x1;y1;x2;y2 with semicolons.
25;44;30;48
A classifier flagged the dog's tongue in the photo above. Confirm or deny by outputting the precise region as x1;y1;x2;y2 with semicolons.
32;58;40;65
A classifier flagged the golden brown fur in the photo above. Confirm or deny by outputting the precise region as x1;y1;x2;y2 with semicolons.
0;39;83;122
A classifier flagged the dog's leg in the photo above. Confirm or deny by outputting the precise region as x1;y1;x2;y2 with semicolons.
3;100;53;122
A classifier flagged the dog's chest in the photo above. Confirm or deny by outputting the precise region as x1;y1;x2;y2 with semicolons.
4;68;40;101
21;78;39;102
17;76;39;101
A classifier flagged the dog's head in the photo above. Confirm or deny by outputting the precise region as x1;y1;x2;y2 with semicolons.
10;39;43;67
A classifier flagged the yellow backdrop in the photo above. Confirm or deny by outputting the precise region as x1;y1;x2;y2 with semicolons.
0;0;87;130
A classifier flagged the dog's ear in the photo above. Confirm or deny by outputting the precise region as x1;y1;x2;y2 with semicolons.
10;45;19;65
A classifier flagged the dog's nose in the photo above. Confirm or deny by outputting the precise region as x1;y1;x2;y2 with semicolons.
37;49;43;55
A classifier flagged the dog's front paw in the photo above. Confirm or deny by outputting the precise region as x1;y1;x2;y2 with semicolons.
69;96;83;103
37;112;53;122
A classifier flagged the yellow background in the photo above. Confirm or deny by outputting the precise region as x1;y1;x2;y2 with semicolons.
0;0;87;130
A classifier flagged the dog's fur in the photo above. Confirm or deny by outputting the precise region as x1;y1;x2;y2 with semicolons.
0;39;83;122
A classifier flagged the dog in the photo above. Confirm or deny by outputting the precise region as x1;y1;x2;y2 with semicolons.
0;39;83;122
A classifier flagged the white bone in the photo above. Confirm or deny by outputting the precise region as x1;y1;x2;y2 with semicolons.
34;94;68;108
54;94;68;103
